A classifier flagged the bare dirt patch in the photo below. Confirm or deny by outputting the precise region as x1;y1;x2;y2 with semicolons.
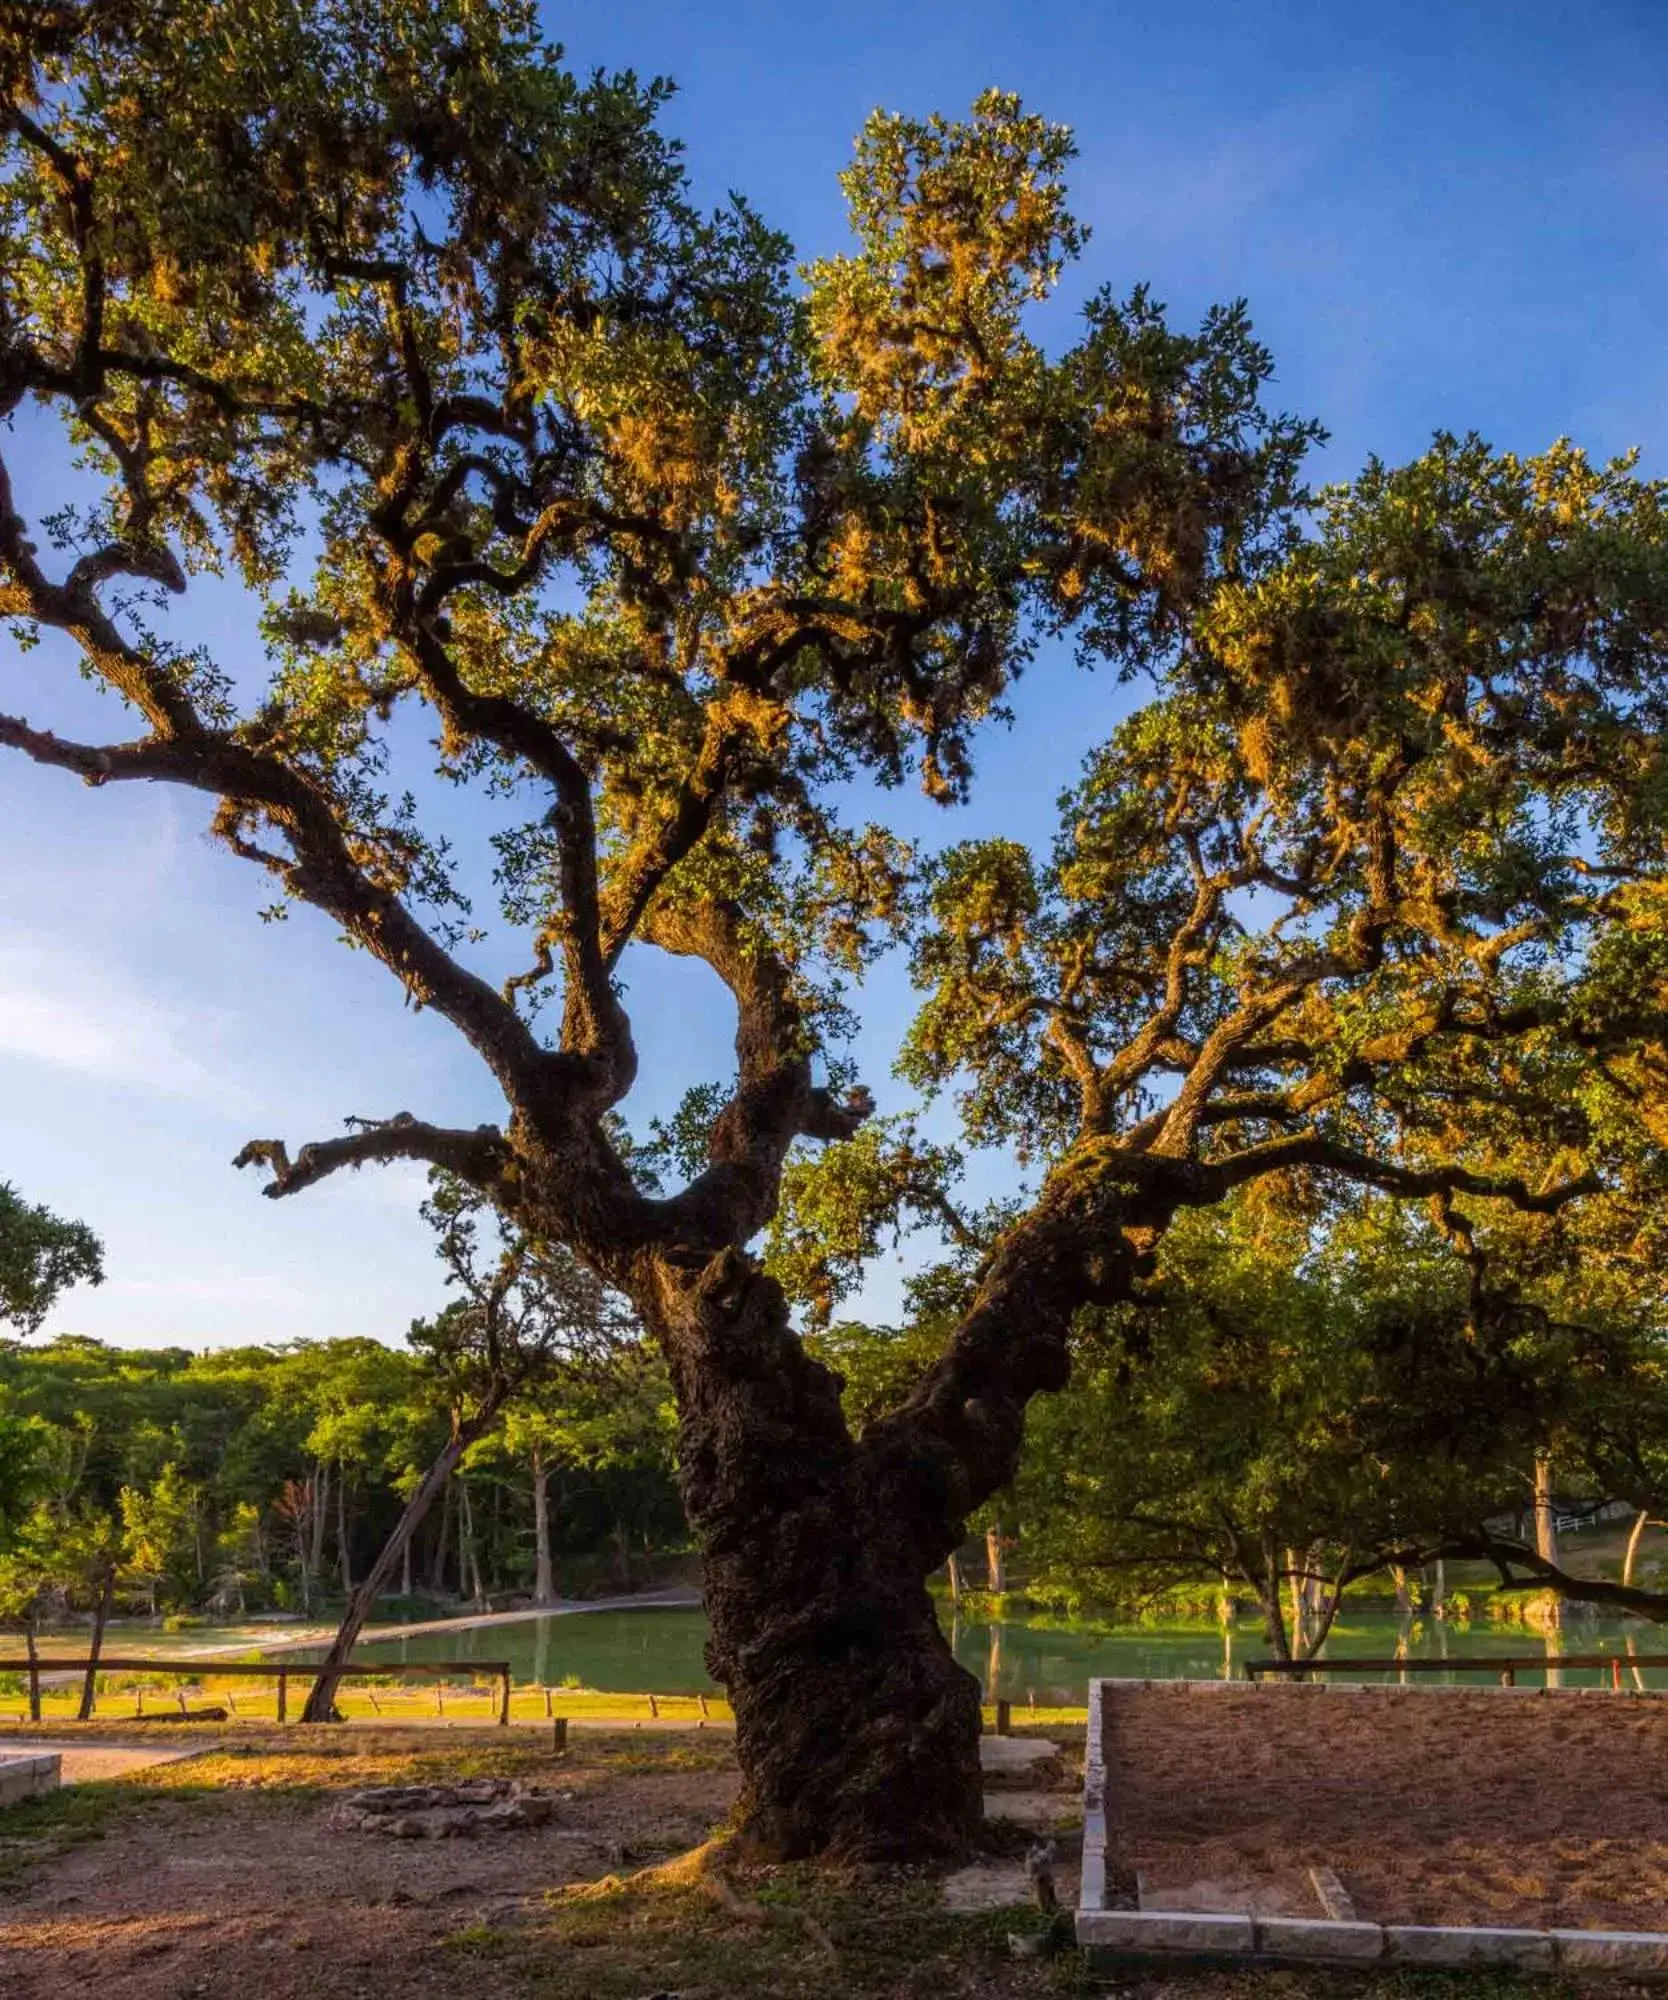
0;1729;739;2000
0;1724;1105;1999
1103;1682;1668;1930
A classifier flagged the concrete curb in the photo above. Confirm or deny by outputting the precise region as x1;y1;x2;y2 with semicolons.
1076;1909;1668;1977
0;1752;61;1805
1075;1676;1668;1979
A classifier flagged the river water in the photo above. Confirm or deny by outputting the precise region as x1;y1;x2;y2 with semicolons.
340;1603;1668;1700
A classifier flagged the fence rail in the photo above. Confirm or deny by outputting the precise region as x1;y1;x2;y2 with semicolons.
1247;1653;1668;1687
0;1655;514;1724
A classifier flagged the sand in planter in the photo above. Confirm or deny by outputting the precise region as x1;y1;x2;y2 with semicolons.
1102;1683;1668;1932
0;1739;210;1783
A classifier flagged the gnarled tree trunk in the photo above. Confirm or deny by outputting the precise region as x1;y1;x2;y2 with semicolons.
652;1255;984;1860
638;1170;1109;1861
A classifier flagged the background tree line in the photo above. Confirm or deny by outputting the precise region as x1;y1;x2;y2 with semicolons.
0;1328;681;1630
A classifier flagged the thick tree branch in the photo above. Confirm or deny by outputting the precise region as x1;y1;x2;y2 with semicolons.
1445;1530;1668;1623
1183;1132;1602;1212
0;713;562;1109
402;625;632;1097
233;1115;507;1200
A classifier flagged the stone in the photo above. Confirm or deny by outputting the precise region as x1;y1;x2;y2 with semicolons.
1076;1909;1256;1956
943;1860;1034;1913
0;1753;61;1806
1552;1929;1668;1977
1382;1925;1555;1971
329;1778;555;1838
1308;1865;1356;1921
978;1735;1058;1772
1255;1917;1385;1963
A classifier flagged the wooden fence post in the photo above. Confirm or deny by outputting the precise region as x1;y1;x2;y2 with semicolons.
277;1671;288;1723
995;1698;1011;1736
551;1717;568;1752
498;1671;511;1726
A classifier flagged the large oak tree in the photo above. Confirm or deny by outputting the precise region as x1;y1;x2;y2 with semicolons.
4;0;1668;1856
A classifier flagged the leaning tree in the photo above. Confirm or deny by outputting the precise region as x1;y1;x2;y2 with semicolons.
4;0;1668;1857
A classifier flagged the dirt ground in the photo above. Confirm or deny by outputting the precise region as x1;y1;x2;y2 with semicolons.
0;1725;1093;2000
0;1730;741;2000
1104;1682;1668;1930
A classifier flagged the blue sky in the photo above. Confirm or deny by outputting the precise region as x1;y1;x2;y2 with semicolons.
3;0;1665;1347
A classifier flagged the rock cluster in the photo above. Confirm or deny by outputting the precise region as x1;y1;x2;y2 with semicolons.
328;1778;556;1839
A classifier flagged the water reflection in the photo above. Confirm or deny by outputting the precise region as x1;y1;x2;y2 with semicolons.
331;1602;1665;1701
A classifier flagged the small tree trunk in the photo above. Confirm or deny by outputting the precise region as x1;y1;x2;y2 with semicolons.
984;1524;1005;1595
1285;1547;1309;1657
459;1483;487;1608
1429;1557;1447;1617
24;1613;41;1723
400;1529;412;1600
1257;1537;1292;1662
946;1551;965;1607
1305;1552;1352;1661
78;1561;115;1721
1533;1455;1562;1629
310;1460;330;1584
532;1446;556;1607
612;1517;631;1593
302;1410;498;1724
1390;1564;1413;1619
1624;1507;1652;1589
428;1478;452;1594
337;1470;353;1592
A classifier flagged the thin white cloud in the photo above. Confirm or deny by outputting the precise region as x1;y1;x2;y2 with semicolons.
0;938;236;1104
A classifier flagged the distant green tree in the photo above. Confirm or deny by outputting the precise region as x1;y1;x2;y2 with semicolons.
0;1184;102;1336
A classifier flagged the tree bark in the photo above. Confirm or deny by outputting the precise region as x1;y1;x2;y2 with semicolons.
78;1561;115;1722
654;1254;987;1861
532;1445;556;1607
400;1529;412;1601
301;1410;499;1724
945;1551;965;1607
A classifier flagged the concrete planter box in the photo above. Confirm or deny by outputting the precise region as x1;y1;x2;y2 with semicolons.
1075;1676;1668;1980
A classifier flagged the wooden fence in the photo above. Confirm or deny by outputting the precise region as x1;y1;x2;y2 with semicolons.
1247;1652;1668;1687
0;1655;513;1723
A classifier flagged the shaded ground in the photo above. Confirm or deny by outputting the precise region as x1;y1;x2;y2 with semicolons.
0;1713;1637;1999
1105;1683;1668;1930
0;1723;1107;2000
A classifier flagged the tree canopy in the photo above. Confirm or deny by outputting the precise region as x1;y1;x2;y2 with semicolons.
5;0;1668;1857
0;1181;102;1335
